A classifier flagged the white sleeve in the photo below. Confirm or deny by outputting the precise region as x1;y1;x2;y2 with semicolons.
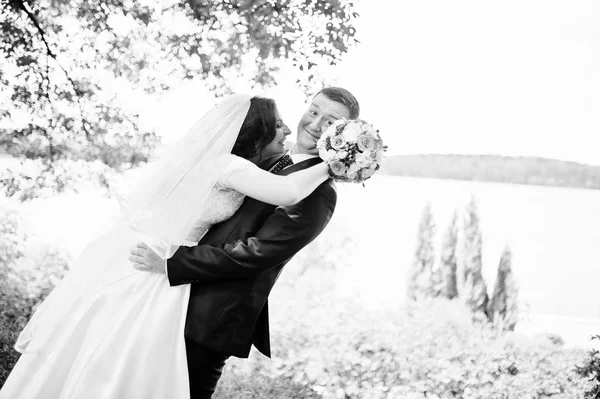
215;155;255;190
223;156;329;207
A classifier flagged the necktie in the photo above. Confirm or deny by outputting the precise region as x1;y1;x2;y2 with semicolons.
270;155;294;174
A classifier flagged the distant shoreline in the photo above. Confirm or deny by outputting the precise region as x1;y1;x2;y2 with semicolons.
381;154;600;191
4;153;600;191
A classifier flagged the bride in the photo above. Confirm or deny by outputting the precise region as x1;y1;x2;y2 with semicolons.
0;95;330;398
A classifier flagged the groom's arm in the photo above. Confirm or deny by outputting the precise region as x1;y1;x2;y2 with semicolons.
166;182;336;286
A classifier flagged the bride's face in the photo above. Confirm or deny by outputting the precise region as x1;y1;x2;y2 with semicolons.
261;107;291;159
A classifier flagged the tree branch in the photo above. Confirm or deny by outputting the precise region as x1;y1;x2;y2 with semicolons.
17;0;92;140
16;0;56;59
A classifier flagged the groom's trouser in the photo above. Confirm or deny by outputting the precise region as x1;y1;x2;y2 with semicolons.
185;337;230;399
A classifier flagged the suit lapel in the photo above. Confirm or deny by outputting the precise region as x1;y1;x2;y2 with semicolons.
278;157;323;176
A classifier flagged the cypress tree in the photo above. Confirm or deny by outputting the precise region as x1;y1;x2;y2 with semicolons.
462;197;489;318
438;210;459;299
489;246;519;331
407;203;436;300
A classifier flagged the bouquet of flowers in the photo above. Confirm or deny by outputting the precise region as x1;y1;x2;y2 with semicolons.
317;119;387;184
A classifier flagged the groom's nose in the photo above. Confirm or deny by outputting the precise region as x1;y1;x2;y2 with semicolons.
308;117;322;134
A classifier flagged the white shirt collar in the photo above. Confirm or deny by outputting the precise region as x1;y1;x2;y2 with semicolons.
287;150;317;164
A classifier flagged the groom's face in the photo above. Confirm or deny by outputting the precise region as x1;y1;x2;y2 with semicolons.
296;94;351;155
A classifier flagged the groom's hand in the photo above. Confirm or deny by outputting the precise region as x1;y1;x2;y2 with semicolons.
129;243;166;274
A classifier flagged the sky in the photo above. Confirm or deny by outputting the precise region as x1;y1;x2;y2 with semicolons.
142;0;600;165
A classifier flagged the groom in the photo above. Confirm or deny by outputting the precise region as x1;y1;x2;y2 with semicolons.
130;87;359;398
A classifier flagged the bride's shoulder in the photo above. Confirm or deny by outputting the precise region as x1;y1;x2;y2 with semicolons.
215;154;255;189
217;154;253;171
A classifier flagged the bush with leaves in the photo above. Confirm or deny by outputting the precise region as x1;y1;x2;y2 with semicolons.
575;335;600;399
0;209;70;388
0;210;30;388
222;285;593;398
0;210;31;326
214;372;322;399
215;232;593;399
0;158;118;201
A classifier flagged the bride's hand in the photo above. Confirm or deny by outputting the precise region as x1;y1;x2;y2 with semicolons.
129;243;166;274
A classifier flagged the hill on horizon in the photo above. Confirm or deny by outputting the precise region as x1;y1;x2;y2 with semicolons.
380;154;600;190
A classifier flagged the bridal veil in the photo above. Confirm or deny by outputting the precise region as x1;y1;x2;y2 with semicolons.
122;94;251;258
13;94;251;352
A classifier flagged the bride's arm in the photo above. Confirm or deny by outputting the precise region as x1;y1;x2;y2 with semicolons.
225;161;329;206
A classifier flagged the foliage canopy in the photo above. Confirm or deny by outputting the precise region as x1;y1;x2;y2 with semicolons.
1;0;358;199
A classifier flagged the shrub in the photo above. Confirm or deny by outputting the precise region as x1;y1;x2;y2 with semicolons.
575;335;600;398
0;210;70;388
0;158;116;202
0;318;23;389
214;372;322;399
220;266;593;399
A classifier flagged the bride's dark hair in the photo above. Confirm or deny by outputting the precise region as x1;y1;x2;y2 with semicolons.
231;97;277;161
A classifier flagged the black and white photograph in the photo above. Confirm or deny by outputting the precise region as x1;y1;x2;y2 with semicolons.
1;0;599;398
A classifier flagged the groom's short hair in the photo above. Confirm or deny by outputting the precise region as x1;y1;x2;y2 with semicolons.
315;87;360;119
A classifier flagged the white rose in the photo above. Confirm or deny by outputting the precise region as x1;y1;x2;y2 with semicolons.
316;137;327;150
322;125;337;139
342;122;362;142
363;124;377;137
360;165;377;179
335;150;348;160
329;135;346;150
320;148;337;163
333;119;347;128
318;148;329;161
346;163;360;179
355;152;372;168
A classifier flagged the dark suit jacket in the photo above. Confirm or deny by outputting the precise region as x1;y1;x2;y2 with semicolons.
166;156;337;358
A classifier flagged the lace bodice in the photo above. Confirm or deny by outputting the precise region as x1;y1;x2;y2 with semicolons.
180;155;251;246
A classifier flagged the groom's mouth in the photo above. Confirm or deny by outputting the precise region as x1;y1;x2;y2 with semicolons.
305;129;320;141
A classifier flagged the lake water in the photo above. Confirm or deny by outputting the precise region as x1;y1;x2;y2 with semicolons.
5;170;600;348
330;175;600;347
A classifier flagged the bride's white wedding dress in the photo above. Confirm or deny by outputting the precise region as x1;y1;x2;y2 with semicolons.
0;155;251;399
